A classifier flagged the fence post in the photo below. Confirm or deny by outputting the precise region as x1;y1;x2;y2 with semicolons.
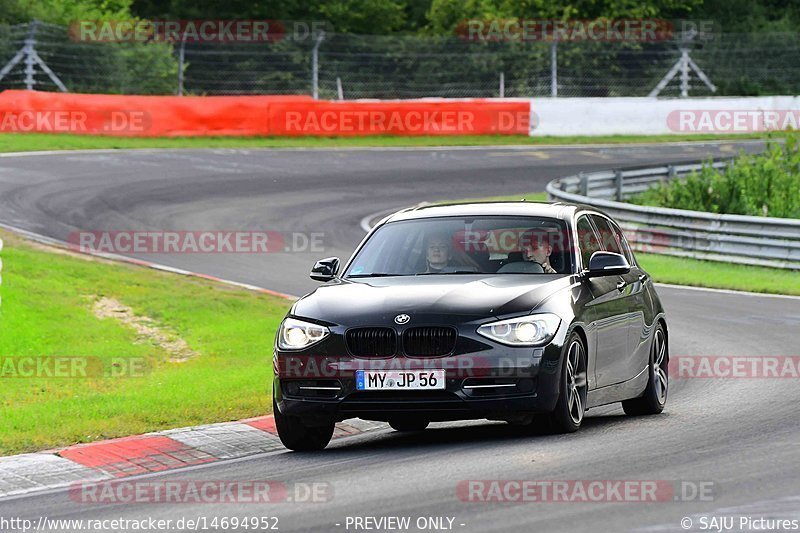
177;38;186;96
550;41;558;97
336;77;343;100
312;31;325;99
499;72;505;98
615;170;623;201
579;172;588;196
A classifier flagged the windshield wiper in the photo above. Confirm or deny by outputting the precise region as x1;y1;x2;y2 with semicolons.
346;273;407;278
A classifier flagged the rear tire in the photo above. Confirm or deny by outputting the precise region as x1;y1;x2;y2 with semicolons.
548;333;587;433
273;398;335;451
622;324;668;416
389;419;429;432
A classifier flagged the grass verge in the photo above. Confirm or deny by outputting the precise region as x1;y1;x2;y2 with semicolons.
439;192;549;204
0;132;773;152
0;229;290;455
635;253;799;296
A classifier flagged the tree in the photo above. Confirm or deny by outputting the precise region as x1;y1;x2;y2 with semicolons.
1;0;132;25
427;0;705;34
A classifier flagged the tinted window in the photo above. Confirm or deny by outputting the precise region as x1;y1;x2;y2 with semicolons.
589;215;623;255
610;220;636;265
576;216;602;268
345;216;574;276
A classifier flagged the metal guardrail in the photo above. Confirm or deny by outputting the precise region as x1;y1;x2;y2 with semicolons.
546;160;800;270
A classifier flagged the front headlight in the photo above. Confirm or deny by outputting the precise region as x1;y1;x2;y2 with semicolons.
476;313;561;346
277;318;330;350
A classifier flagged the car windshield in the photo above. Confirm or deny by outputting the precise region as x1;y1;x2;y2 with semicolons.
344;216;574;277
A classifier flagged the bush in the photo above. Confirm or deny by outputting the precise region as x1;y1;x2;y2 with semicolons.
630;136;800;219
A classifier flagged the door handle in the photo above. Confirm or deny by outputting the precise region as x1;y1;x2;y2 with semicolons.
616;280;626;292
638;274;648;284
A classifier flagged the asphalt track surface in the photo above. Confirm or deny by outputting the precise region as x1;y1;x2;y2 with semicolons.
0;141;765;296
2;141;799;533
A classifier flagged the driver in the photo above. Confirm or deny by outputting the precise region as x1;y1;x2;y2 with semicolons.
424;233;452;273
520;229;557;274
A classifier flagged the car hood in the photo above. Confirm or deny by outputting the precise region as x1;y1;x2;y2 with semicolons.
292;275;574;325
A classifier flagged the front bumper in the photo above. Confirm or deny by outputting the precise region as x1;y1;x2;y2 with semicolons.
273;340;566;423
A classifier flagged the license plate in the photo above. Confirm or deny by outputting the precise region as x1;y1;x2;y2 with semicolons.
356;370;446;391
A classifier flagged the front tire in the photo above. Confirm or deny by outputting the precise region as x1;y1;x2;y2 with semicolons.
622;324;668;416
273;398;335;451
548;333;588;433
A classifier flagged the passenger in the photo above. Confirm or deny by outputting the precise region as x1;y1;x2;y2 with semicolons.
520;229;558;274
424;234;452;273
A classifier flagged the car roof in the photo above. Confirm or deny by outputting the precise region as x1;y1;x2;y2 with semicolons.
383;201;591;223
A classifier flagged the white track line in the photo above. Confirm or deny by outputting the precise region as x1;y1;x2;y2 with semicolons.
654;282;800;300
2;141;791;303
0;222;298;300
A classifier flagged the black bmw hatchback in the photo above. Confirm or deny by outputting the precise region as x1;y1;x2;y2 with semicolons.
273;202;669;450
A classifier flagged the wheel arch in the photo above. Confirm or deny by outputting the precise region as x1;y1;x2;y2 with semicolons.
565;321;591;387
656;315;669;364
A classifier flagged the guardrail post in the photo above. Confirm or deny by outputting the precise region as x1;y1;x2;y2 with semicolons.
665;165;676;185
615;170;623;201
579;172;588;196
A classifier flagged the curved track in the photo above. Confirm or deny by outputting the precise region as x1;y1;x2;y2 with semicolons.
1;141;799;533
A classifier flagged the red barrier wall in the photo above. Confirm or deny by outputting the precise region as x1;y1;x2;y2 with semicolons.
0;90;529;137
0;91;311;136
268;99;529;136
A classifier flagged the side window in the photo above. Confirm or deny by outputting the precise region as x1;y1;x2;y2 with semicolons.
576;216;602;269
611;221;636;266
589;215;623;255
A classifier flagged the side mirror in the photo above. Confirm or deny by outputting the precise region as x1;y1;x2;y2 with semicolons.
585;251;630;278
310;257;340;282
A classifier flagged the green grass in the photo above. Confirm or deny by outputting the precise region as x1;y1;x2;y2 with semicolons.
636;253;800;296
0;230;291;455
438;192;549;204
0;132;774;152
